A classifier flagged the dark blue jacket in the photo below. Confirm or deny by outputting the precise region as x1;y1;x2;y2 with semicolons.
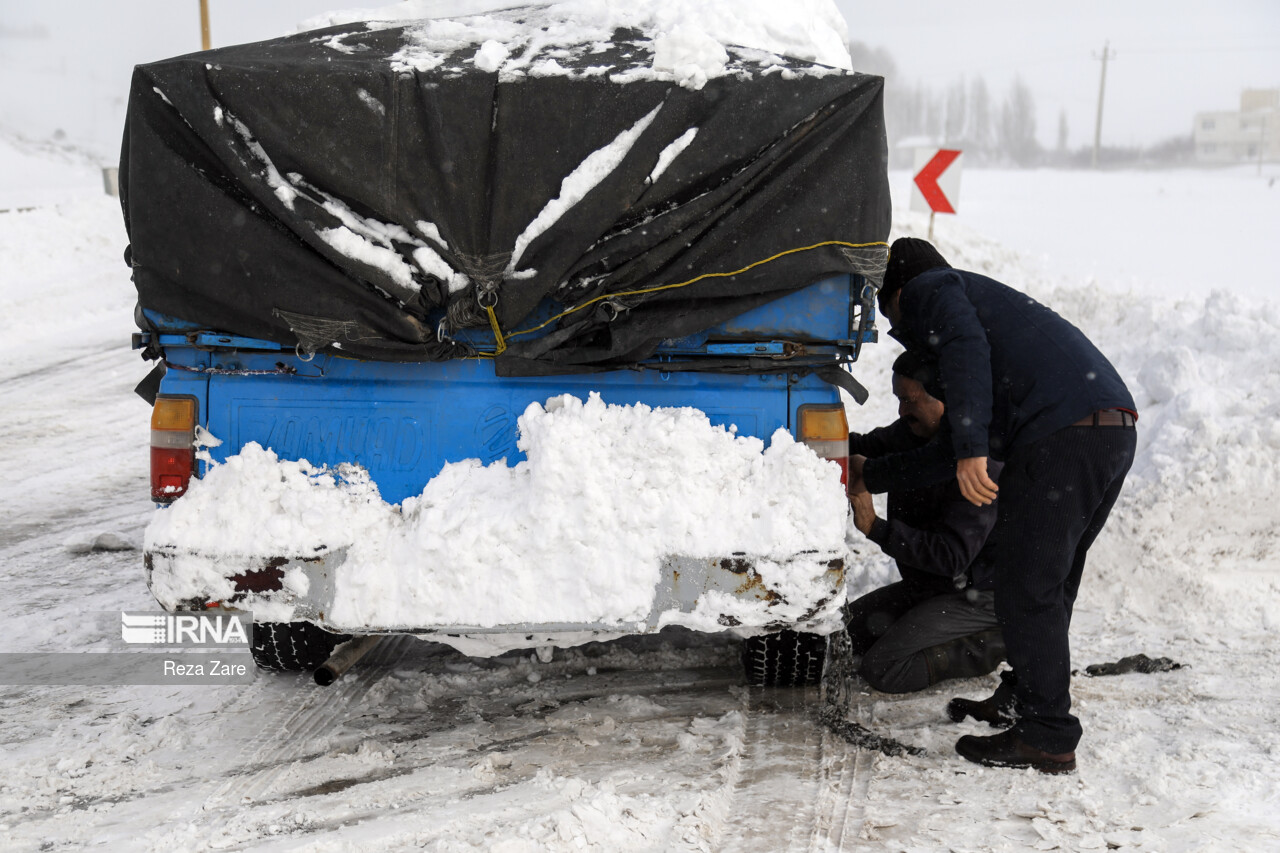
864;267;1134;494
852;419;1000;590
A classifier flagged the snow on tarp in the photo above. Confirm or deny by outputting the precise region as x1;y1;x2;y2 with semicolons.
120;0;888;371
144;393;850;646
295;0;856;73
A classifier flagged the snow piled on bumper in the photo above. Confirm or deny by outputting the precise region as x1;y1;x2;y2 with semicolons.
145;392;850;633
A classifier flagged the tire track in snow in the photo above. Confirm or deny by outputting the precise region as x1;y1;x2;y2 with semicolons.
200;634;417;812
807;730;873;850
188;664;751;851
717;687;871;853
0;339;122;386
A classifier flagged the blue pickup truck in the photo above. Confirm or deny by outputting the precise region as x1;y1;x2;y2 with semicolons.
122;15;889;678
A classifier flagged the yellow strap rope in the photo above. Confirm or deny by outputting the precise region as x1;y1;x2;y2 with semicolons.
509;240;887;339
485;304;507;355
470;239;886;357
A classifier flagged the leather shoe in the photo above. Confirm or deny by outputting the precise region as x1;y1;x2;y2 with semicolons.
947;675;1017;728
955;729;1076;774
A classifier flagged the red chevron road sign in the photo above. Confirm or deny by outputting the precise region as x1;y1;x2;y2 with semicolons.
910;148;963;214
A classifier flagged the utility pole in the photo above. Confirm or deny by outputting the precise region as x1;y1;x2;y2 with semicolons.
1091;40;1115;169
199;0;212;50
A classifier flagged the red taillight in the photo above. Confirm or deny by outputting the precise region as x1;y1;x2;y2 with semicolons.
151;397;197;503
797;404;850;487
151;446;195;500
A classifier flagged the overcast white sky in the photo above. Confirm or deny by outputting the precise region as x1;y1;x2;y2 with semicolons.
835;0;1280;148
0;0;345;157
0;1;1276;159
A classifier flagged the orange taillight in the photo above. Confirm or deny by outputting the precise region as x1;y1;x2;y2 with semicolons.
797;404;850;486
151;397;196;431
151;396;197;503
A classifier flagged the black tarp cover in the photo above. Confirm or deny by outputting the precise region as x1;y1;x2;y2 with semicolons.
121;15;889;372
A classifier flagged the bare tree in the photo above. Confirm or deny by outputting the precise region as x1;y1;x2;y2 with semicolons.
879;79;915;151
923;89;944;140
849;40;914;164
1057;109;1069;152
968;77;992;161
848;41;899;82
945;79;967;145
848;43;1050;168
999;76;1040;166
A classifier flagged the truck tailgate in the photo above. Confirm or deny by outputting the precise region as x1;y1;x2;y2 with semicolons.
206;361;796;505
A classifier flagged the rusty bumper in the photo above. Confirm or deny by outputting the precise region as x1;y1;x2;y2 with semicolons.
144;547;847;637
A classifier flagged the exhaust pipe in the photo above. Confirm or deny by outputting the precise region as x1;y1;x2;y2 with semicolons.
314;635;381;686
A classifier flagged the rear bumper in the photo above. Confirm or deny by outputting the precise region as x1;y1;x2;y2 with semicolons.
144;547;847;644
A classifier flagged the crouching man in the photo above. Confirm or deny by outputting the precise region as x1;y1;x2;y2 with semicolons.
845;351;1005;693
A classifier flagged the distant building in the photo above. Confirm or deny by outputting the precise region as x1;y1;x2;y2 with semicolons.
1194;89;1279;164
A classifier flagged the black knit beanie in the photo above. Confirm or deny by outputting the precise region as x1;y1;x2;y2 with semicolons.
892;349;944;400
880;237;951;303
891;349;936;387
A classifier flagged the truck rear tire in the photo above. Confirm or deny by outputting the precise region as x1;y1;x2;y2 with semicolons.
742;630;828;687
251;621;352;672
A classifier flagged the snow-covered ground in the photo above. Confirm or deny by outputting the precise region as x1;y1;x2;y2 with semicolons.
0;128;107;212
4;112;1280;851
910;166;1280;301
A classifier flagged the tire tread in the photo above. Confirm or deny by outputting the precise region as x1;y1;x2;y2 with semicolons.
251;621;350;672
742;630;827;687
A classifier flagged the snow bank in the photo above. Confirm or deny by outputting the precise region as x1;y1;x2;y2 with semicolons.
145;393;849;635
0;127;103;210
297;0;853;89
0;198;129;385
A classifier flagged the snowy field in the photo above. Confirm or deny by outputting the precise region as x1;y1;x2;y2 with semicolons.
3;129;1280;850
907;166;1280;301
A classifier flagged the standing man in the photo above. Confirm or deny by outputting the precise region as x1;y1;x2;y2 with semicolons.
846;351;1005;695
860;237;1137;775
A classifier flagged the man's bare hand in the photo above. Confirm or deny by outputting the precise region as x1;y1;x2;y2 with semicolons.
848;455;868;495
850;490;877;536
957;456;998;506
